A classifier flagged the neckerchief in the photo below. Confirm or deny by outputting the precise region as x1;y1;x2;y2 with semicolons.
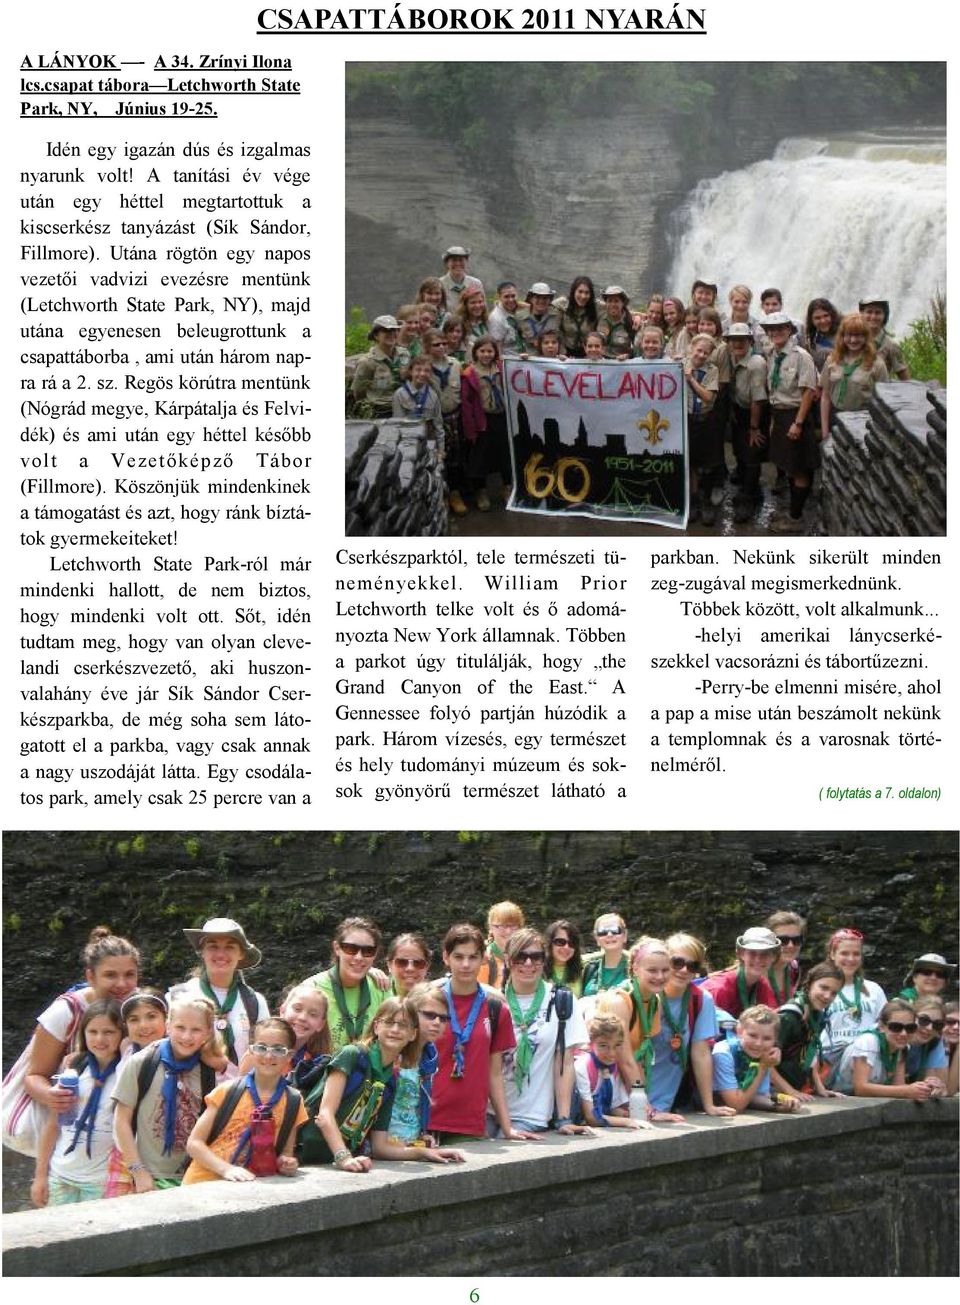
327;964;371;1043
290;1045;313;1068
727;1035;762;1091
836;977;864;1021
836;361;860;406
812;330;834;350
692;366;706;416
588;955;627;994
229;1071;286;1166
432;363;452;392
769;961;798;1006
64;1052;121;1158
157;1038;203;1155
478;370;504;412
736;963;759;1013
418;1041;439;1134
771;350;787;391
444;979;486;1079
588;1051;614;1126
629;980;659;1084
199;971;241;1060
864;1028;899;1083
899;985;919;1002
401;381;430;418
505;980;547;1092
488;940;505;962
658;989;691;1070
782;993;825;1072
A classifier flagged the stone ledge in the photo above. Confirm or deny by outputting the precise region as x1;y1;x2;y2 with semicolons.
3;1096;956;1276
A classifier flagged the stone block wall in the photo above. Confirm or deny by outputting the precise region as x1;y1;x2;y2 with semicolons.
4;1099;957;1277
345;419;448;536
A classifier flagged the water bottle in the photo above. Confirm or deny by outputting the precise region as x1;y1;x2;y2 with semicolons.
57;1068;80;1127
248;1114;278;1177
629;1083;648;1122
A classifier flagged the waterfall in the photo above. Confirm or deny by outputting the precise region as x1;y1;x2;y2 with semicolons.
665;130;945;336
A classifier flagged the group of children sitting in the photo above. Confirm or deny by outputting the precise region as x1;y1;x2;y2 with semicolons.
348;244;913;531
11;904;955;1208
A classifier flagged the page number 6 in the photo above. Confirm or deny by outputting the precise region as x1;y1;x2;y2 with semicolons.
470;1292;479;1302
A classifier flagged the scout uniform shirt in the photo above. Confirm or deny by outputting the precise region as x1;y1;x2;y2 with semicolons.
685;360;720;415
557;304;596;357
731;352;768;410
430;354;462;415
766;340;817;409
873;328;908;378
392;380;444;440
820;356;889;412
488;303;523;355
351;344;411;415
516;304;562;355
711;341;733;385
439;271;483;316
596;311;634;359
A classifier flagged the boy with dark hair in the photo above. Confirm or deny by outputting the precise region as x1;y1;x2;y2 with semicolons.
430;923;529;1142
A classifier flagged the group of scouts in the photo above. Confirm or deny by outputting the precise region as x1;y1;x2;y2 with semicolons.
10;905;956;1207
349;244;911;531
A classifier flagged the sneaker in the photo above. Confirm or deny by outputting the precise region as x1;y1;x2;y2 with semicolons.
448;490;468;517
476;489;491;512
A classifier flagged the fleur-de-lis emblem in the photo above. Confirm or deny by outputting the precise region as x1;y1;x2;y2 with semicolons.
637;408;670;446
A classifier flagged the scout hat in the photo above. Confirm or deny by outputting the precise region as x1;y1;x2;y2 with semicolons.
368;314;401;339
526;281;553;298
183;917;263;970
691;279;718;297
760;311;796;332
736;927;781;951
909;952;956;975
443;245;471;262
723;322;754;340
602;285;630;304
858;297;890;324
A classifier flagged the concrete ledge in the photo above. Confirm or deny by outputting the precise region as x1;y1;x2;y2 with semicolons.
4;1097;957;1276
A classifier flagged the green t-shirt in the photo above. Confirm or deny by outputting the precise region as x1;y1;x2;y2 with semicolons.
304;1044;396;1163
306;968;387;1054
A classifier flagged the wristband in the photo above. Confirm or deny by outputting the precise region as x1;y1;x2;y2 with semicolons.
127;1162;147;1175
332;1148;351;1167
554;1117;572;1128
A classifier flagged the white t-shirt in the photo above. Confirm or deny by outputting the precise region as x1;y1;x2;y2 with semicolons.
37;994;87;1045
49;1060;119;1184
820;979;887;1065
494;984;588;1129
165;976;269;1079
574;1051;629;1116
833;1030;897;1095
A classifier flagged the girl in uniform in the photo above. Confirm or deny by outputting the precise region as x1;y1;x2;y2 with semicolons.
654;933;735;1119
597;287;635;360
558;276;598;358
803;298;841;371
424;327;467;517
858;297;910;379
774;962;844;1100
443;317;467;366
820;927;887;1081
301;917;388;1057
760;312;819;532
905;995;949;1093
416;276;449;329
662;297;686;359
833;1000;934;1100
457;286;491;363
392;353;444;440
637;326;665;360
819;313;889;442
581;913;630;998
683;333;722;526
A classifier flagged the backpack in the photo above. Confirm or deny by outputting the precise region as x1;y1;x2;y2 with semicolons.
131;1044;216;1135
206;1076;301;1157
2;989;88;1157
297;1048;397;1165
546;984;574;1060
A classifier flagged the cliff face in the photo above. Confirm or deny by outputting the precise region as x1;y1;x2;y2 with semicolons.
345;80;943;317
3;829;956;1066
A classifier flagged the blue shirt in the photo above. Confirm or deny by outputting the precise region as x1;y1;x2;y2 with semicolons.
647;989;718;1111
906;1039;947;1079
712;1039;771;1098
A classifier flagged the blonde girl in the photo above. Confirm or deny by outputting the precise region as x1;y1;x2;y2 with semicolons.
581;913;629;997
637;325;665;360
834;1000;934;1101
657;933;735;1119
600;937;684;1123
386;983;465;1160
32;999;126;1206
906;995;949;1094
820;927;887;1078
111;995;224;1192
765;910;806;1005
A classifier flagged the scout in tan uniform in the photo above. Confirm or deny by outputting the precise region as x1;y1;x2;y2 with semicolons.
858;298;910;380
761;311;818;532
351;316;410;419
690;279;718;311
416;277;450;330
425;329;466;517
488;282;524;357
391;354;444;441
819;313;889;441
396;304;424;360
597;286;635;360
439;245;484;317
516;282;562;355
662;297;686;360
556;276;599;358
723;284;765;353
684;333;722;527
456;285;491;363
724;322;769;523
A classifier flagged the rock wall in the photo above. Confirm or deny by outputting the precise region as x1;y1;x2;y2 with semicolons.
4;1099;957;1277
345;419;447;536
3;830;957;1069
821;383;947;536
